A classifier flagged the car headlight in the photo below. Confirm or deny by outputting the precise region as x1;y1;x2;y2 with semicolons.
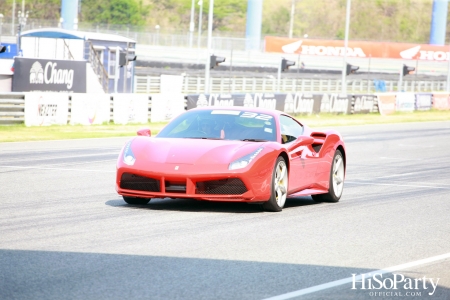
229;147;263;170
123;140;136;166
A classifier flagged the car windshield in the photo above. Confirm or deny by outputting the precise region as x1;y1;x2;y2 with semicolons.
156;109;277;142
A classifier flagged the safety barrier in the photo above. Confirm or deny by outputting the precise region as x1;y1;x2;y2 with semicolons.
0;92;448;126
134;75;447;94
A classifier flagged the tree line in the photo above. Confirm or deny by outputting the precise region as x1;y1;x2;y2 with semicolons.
0;0;448;43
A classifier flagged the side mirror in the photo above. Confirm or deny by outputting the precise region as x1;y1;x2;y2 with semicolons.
137;128;151;137
287;136;314;151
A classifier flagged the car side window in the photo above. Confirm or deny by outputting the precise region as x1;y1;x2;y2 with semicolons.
279;115;304;144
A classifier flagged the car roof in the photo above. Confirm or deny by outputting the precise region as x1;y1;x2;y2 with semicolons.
189;106;284;117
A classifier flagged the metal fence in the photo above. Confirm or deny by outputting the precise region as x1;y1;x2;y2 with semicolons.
134;76;447;94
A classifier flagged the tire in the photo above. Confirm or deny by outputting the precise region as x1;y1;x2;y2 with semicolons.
262;156;289;212
312;149;345;203
123;196;151;205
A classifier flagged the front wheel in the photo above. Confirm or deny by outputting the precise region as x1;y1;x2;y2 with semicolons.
123;196;151;205
262;156;288;212
312;149;345;203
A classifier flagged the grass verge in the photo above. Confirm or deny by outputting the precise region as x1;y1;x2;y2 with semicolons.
0;110;449;143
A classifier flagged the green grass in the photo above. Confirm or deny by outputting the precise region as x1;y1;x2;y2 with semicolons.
0;110;449;143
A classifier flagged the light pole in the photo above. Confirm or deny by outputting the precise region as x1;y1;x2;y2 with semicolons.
341;0;351;94
288;0;296;39
197;0;203;50
189;0;195;48
0;14;3;45
17;9;29;56
204;0;214;93
155;24;160;45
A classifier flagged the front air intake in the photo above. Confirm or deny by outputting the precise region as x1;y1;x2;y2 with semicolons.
120;173;160;192
196;178;247;195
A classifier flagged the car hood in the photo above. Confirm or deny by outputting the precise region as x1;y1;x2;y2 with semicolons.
132;137;267;165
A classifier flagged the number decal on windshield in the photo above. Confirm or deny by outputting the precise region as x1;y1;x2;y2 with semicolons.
240;112;273;120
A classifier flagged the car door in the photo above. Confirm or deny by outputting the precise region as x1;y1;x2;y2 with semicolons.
279;115;317;192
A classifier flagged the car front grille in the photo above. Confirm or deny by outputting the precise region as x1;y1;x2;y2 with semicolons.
120;173;160;192
196;178;247;195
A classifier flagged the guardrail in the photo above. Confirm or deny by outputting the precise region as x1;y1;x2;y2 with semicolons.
0;93;26;124
134;75;447;94
0;93;154;125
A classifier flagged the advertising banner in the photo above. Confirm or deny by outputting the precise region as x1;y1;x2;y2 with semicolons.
113;94;148;124
12;57;87;93
283;93;321;114
432;93;450;110
160;75;184;94
151;93;186;123
376;93;396;116
265;36;449;61
70;94;111;125
352;94;378;114
24;93;69;126
415;94;433;111
319;94;352;114
0;43;18;59
396;93;415;112
186;93;285;111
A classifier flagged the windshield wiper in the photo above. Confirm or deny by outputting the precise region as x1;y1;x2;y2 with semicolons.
240;138;268;142
185;137;223;140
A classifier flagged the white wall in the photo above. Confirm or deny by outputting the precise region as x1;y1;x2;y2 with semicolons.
21;37;84;60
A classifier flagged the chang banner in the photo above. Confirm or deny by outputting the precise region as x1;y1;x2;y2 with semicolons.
283;93;321;114
12;57;86;93
186;93;285;111
319;94;352;114
352;94;377;114
24;93;69;126
70;94;110;125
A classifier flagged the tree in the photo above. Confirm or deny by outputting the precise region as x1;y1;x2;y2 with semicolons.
80;0;150;25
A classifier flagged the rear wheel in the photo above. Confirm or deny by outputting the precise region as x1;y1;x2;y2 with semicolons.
123;196;151;205
262;156;288;212
312;149;344;203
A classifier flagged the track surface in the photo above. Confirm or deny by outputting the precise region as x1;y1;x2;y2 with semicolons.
1;121;449;300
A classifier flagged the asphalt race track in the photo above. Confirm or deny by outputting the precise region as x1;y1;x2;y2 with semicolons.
1;121;450;300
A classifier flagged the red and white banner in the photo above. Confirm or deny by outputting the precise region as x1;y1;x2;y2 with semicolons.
432;93;450;110
265;36;450;61
376;93;396;116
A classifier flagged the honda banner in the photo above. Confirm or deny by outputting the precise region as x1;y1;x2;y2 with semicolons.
265;36;450;61
12;57;87;93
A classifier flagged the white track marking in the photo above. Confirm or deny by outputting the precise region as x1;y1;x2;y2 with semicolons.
262;252;450;300
375;172;422;179
0;165;115;173
346;181;450;190
0;152;119;163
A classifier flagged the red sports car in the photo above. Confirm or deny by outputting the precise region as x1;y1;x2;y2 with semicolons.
116;107;346;211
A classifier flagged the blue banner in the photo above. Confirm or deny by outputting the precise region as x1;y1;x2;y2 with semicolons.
0;43;18;59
